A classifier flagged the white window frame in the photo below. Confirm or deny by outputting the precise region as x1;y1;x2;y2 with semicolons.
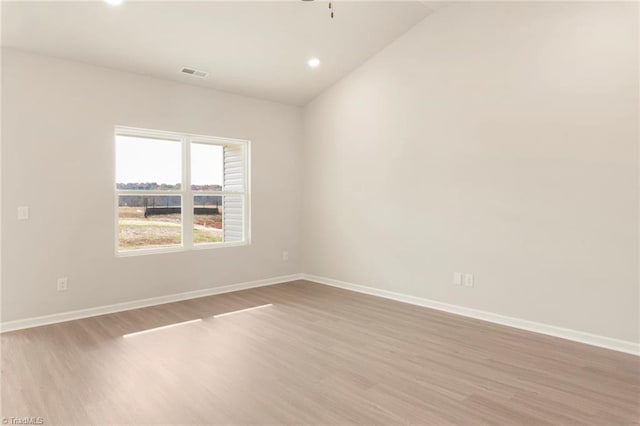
114;126;251;257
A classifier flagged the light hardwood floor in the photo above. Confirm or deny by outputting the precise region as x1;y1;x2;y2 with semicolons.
2;280;639;425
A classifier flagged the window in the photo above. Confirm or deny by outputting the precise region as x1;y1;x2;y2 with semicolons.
115;127;250;255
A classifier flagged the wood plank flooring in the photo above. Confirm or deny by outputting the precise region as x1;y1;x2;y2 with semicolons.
2;280;639;425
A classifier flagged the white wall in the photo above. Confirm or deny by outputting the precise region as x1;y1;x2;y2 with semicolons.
303;2;639;343
1;49;302;321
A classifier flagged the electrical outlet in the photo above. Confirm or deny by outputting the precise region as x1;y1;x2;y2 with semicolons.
453;272;462;285
57;277;68;291
463;274;474;287
282;251;289;261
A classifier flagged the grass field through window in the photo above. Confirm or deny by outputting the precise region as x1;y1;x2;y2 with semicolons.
118;206;222;250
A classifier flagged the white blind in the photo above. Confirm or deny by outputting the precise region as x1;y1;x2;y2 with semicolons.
223;144;244;242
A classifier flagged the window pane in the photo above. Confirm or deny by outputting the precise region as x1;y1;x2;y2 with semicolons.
223;195;244;243
223;144;245;192
116;135;182;190
118;195;182;251
193;195;223;244
193;195;244;244
191;143;223;191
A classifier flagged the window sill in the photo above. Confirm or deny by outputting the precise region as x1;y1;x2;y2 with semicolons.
116;241;250;258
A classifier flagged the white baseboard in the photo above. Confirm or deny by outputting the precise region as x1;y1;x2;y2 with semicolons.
302;274;640;356
4;272;637;356
0;274;304;333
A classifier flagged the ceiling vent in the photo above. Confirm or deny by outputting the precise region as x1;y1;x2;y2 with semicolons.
180;67;209;78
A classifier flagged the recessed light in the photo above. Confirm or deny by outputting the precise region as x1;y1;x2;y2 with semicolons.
104;0;123;5
307;58;321;68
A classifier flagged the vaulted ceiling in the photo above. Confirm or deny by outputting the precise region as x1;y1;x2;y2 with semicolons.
2;1;440;105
